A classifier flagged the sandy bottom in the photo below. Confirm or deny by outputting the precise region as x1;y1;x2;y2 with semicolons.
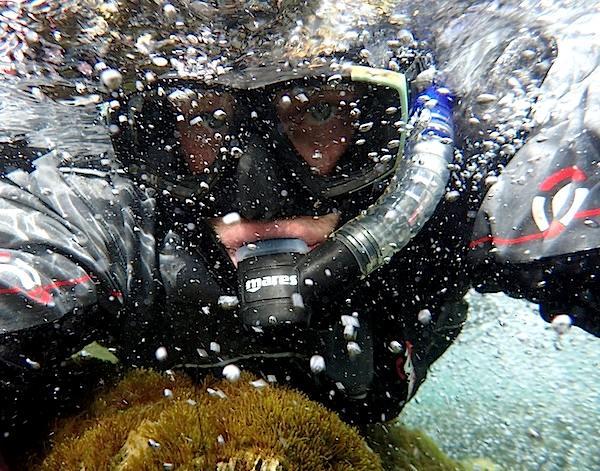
401;290;600;470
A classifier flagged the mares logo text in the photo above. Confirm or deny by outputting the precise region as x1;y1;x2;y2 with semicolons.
245;274;298;293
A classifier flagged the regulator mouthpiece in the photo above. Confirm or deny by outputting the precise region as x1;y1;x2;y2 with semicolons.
236;238;310;328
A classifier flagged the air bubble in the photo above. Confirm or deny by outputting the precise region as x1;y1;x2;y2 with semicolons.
295;93;309;103
100;69;122;90
445;190;460;202
280;95;292;107
551;314;572;335
207;387;227;399
358;122;374;132
25;358;41;369
250;379;268;389
163;3;177;19
213;109;227;120
476;93;497;104
155;346;168;361
347;341;362;358
152;57;169;67
310;355;326;373
223;364;241;383
418;309;432;325
222;212;241;225
148;438;161;448
218;295;239;310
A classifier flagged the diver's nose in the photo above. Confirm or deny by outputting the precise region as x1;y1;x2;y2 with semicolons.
233;137;290;220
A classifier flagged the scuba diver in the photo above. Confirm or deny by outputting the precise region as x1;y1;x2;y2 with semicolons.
0;0;598;461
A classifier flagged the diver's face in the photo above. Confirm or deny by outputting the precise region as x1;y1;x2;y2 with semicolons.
175;86;354;264
119;73;406;264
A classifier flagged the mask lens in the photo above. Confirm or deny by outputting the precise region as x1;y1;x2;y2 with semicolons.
118;84;238;199
115;69;406;201
276;85;357;176
130;95;177;161
168;89;235;175
274;79;406;195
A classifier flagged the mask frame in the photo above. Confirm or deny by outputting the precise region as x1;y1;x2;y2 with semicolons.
108;65;409;203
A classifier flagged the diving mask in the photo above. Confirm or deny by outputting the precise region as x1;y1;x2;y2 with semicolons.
109;66;409;204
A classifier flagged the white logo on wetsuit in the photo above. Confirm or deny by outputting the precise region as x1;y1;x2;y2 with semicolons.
245;274;298;293
531;166;590;233
0;256;42;291
532;183;589;232
0;254;55;306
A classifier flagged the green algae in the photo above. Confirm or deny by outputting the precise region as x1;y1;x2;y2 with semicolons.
365;422;464;471
36;369;381;470
28;367;485;470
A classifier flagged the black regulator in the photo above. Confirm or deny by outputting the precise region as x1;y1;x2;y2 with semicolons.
236;239;309;327
236;237;362;329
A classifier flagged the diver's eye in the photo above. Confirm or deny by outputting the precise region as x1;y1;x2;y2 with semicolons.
306;102;334;123
276;89;357;176
174;92;235;175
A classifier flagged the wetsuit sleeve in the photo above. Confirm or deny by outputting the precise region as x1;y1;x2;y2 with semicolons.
0;150;157;332
0;149;157;369
468;84;600;336
0;149;158;439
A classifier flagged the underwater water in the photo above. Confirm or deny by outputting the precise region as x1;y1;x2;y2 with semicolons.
1;0;599;469
402;290;600;470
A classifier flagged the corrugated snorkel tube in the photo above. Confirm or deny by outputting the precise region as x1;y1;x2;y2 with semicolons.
297;66;455;306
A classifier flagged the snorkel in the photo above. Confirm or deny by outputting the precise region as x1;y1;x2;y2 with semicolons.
238;66;455;328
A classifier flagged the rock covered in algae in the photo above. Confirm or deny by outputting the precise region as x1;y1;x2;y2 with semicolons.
36;369;381;470
365;423;464;471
